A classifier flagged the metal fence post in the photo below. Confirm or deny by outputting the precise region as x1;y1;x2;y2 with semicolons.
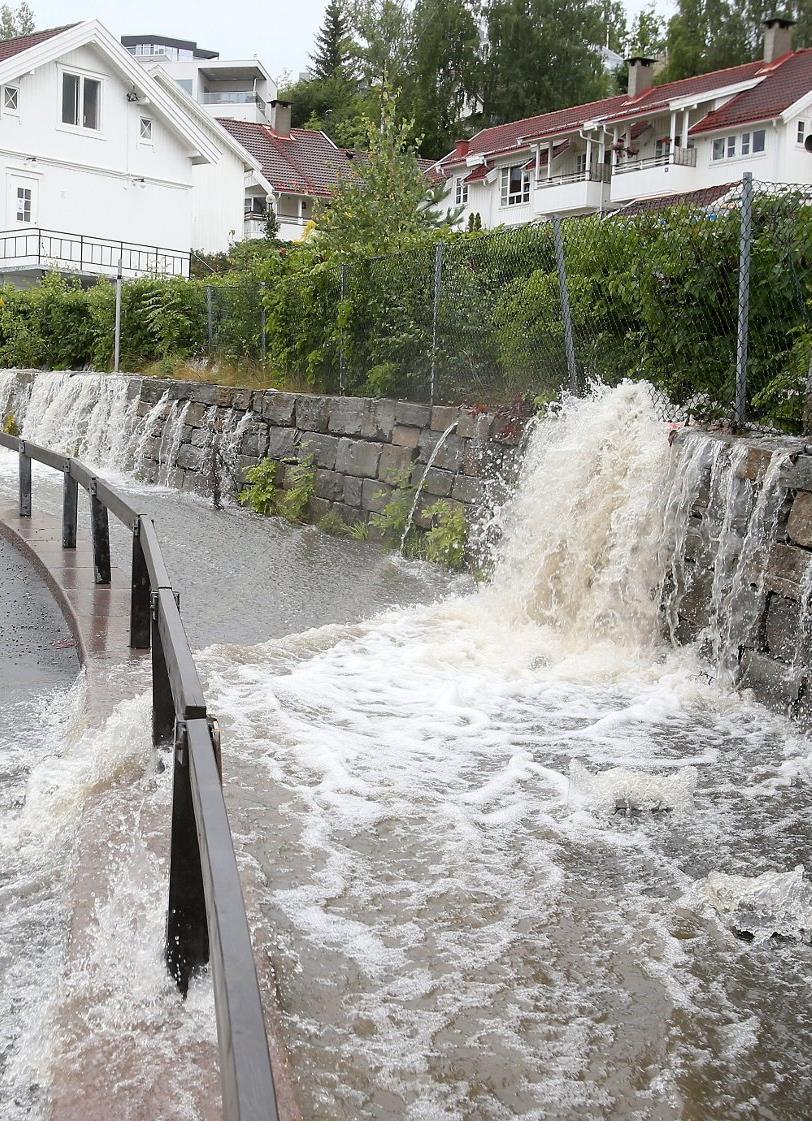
166;719;209;995
429;242;444;405
259;284;267;364
18;440;31;517
89;479;111;585
130;516;151;649
552;216;579;396
113;258;122;373
151;591;174;746
735;172;754;429
339;261;348;396
206;285;214;356
62;460;77;548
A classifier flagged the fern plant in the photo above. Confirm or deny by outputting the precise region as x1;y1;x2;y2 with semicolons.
422;501;469;571
277;455;315;522
239;458;280;515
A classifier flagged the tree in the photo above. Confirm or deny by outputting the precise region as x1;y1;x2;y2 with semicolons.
310;0;352;80
482;0;609;125
314;89;455;256
657;0;750;82
0;1;33;38
347;0;413;88
405;0;482;159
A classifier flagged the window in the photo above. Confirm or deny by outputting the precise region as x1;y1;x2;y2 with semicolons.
752;128;765;153
176;79;193;95
726;135;736;157
500;165;530;206
245;196;267;214
455;176;468;205
61;71;101;130
139;117;152;141
712;130;766;161
3;86;18;113
798;120;807;144
655;137;671;160
16;186;31;223
575;153;587;176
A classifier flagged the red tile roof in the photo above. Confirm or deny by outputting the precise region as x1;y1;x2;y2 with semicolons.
218;119;360;197
0;24;75;63
439;50;812;173
614;182;738;215
691;48;812;133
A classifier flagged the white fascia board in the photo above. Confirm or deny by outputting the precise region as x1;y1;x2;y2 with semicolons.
148;65;261;173
668;76;763;113
248;168;274;195
0;20;220;164
781;89;812;121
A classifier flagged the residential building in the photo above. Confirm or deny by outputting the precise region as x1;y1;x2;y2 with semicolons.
436;17;812;227
123;34;277;125
0;20;223;283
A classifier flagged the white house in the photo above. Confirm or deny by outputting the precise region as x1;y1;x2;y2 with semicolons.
122;34;278;126
0;20;224;283
436;17;812;227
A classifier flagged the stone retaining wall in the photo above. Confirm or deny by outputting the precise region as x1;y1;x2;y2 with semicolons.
671;428;812;719
134;376;528;531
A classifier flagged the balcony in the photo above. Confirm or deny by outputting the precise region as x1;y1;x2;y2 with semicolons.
533;165;611;216
201;91;265;108
610;147;699;203
0;228;190;281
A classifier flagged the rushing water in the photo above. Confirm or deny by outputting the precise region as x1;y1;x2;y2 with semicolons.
1;373;811;1119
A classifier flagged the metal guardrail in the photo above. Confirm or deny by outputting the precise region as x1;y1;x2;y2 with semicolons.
0;228;192;278
613;147;698;175
0;431;279;1121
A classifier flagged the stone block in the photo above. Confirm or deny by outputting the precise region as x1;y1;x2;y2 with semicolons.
135;398;154;417
391;424;421;449
295;394;331;433
240;423;269;458
184;402;209;427
788;491;812;548
236;455;259;486
167;380;200;402
735;446;775;482
139;436;161;462
378;443;415;485
431;404;459;432
177;444;204;471
395;401;431;427
261;391;296;425
457;409;494;441
336;437;382;478
451;475;485;505
139;378;168;404
299;432;341;470
417;430;464;472
190;428;209;449
327;398;366;436
266;426;298;459
362;399;397;441
232;389;252;411
343;475;363;507
781;455;812;492
765;543;812;601
139;463;158;485
462;441;485;477
492;414;527;446
314;469;346;502
330;501;365;526
738;648;803;709
188;383;223;407
361;478;393;514
412;465;454;497
765;593;801;663
308;496;333;523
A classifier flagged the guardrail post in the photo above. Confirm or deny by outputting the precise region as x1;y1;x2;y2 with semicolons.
62;461;77;547
735;171;754;429
89;479;111;585
552;215;580;396
151;590;175;745
166;719;209;995
206;286;214;355
18;441;31;517
130;516;150;649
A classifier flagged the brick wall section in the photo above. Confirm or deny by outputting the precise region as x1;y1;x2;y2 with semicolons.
671;429;812;720
134;377;526;531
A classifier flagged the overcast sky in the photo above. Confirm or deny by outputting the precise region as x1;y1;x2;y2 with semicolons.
30;0;674;84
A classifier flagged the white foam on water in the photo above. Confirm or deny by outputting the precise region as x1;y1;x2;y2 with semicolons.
567;760;698;816
685;865;812;943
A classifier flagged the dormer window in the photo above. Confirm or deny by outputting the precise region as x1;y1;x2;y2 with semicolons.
61;71;101;131
3;86;18;113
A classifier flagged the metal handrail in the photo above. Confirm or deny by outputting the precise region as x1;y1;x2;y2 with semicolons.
0;227;191;278
0;430;279;1121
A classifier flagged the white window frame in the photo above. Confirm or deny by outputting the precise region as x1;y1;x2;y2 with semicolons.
58;66;104;135
15;184;32;223
3;85;19;115
575;152;587;176
500;165;530;207
455;176;468;206
711;128;766;162
797;120;807;145
139;116;153;143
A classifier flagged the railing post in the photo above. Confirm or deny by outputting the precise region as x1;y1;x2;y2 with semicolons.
114;257;123;373
429;241;444;405
18;440;31;517
735;171;754;429
79;234;84;272
62;460;77;547
339;261;348;396
130;516;150;649
151;590;175;745
206;285;214;355
89;479;111;585
166;719;209;995
552;215;579;396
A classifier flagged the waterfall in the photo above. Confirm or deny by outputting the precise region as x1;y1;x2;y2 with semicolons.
156;401;190;487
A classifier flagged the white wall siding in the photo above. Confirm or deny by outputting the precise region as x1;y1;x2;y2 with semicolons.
191;149;246;253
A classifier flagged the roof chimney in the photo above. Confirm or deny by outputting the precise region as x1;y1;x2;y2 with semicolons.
762;14;795;63
626;56;656;98
454;138;470;158
271;99;291;137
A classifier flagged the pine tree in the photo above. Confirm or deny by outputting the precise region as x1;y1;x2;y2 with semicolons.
310;0;351;80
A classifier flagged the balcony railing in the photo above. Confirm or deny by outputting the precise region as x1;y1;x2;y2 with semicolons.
0;228;191;278
201;91;265;108
613;147;698;176
536;164;611;189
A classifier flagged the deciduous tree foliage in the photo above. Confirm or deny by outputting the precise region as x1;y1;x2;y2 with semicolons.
0;1;33;39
